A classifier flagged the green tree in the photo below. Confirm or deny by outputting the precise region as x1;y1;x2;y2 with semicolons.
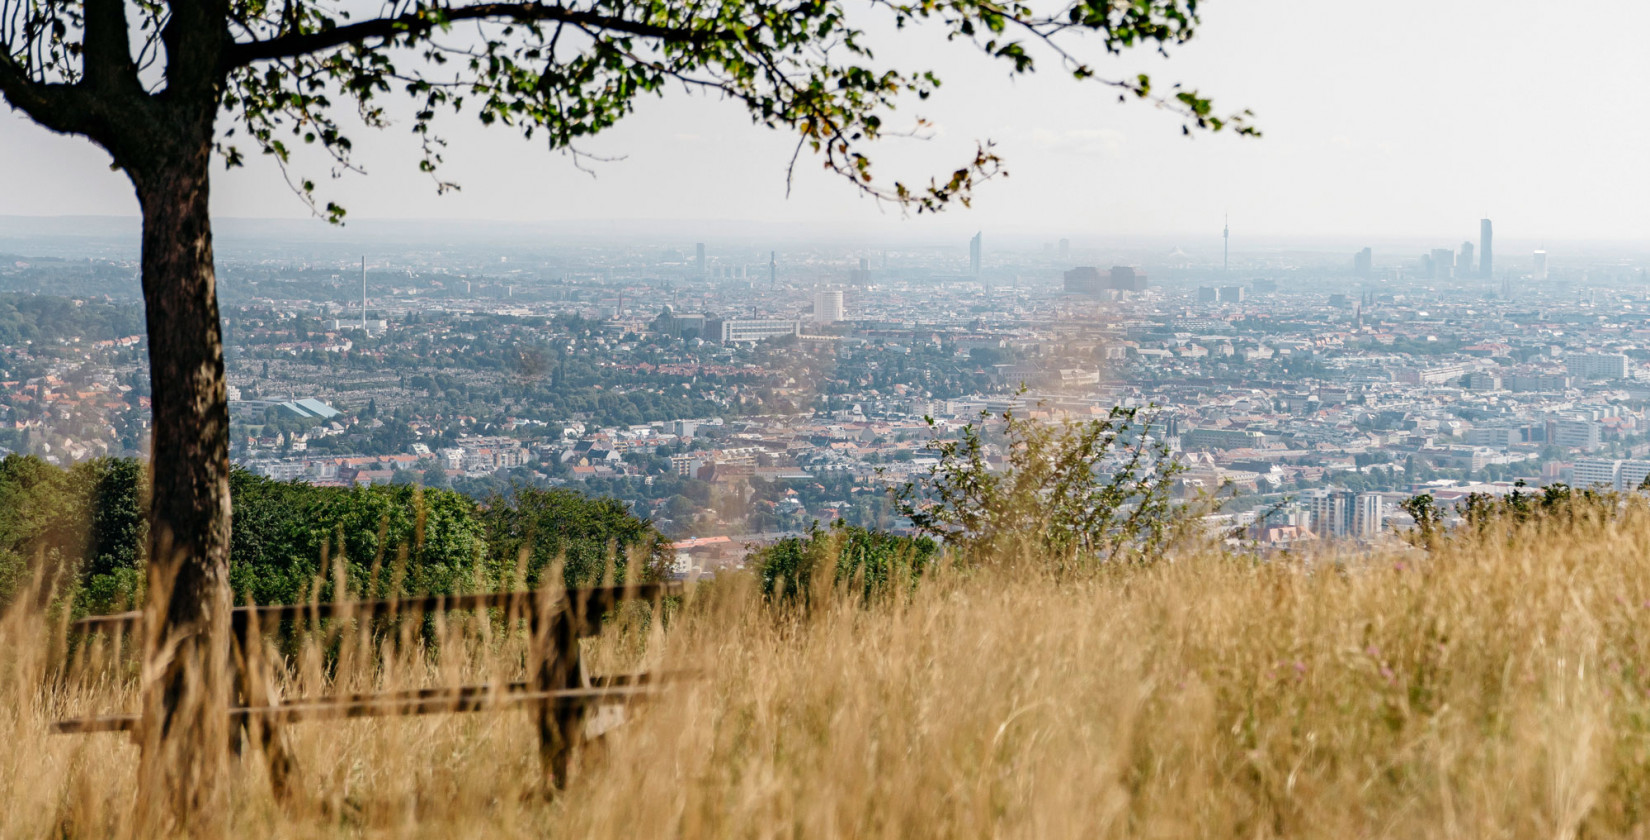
0;455;147;615
227;472;490;606
0;454;83;607
481;486;672;588
75;457;149;615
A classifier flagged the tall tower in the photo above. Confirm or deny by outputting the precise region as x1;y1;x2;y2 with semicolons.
814;289;845;323
1480;218;1494;278
769;251;776;288
969;231;982;277
695;242;706;276
360;256;367;331
1223;215;1230;274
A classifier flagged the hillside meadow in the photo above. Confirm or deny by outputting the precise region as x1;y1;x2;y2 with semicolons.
5;500;1650;838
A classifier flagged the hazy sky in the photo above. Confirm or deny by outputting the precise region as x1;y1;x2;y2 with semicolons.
1;0;1646;243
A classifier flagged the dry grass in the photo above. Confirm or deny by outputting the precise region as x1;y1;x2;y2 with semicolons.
9;506;1650;838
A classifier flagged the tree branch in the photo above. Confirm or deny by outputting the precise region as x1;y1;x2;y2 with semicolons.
0;52;94;136
224;2;719;68
82;0;139;92
164;0;231;101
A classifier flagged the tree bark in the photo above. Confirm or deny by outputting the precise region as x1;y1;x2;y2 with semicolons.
130;122;235;830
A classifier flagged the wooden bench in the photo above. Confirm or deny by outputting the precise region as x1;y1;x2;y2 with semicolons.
54;582;684;792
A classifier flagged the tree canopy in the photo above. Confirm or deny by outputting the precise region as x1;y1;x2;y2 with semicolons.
2;0;1253;220
0;455;672;614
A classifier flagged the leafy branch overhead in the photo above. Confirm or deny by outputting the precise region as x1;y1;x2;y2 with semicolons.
1;0;1256;222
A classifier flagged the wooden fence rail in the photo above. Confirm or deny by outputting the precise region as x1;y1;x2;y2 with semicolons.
53;581;687;792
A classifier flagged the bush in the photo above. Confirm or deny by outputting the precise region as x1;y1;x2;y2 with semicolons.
754;522;938;605
892;404;1185;567
1401;481;1629;550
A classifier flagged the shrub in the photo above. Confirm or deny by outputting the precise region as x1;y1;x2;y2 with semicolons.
1399;481;1627;550
892;404;1185;567
754;522;939;605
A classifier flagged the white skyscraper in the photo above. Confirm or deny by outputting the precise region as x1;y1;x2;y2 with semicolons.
814;289;845;323
1534;250;1549;281
1354;493;1386;539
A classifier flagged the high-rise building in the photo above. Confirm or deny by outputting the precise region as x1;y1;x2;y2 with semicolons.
848;260;871;285
1480;218;1494;278
1308;490;1386;540
969;232;982;276
1306;489;1355;539
814;289;845;323
1064;266;1149;295
1353;493;1386;539
1459;241;1475;275
1430;248;1455;279
1108;266;1148;292
1065;267;1106;295
769;251;776;287
1058;238;1070;260
1534;250;1549;281
1353;247;1373;278
695;242;706;275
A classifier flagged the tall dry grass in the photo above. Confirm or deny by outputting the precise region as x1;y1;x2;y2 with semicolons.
8;504;1650;837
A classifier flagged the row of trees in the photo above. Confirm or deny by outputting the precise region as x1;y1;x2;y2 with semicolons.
0;455;670;617
0;293;145;346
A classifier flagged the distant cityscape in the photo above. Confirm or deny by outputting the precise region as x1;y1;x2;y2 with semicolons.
4;218;1649;570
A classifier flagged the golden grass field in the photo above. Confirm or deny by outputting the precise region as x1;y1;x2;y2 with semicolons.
6;506;1650;838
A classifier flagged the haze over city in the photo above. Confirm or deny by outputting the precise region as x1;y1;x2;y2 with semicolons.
2;0;1646;242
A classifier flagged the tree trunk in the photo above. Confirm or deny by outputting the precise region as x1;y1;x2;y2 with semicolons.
130;129;234;830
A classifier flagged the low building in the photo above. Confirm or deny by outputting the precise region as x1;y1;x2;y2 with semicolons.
1182;428;1267;451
